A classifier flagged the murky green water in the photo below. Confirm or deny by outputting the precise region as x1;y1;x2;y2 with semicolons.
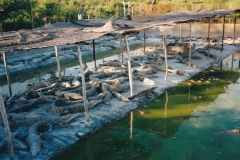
52;55;240;160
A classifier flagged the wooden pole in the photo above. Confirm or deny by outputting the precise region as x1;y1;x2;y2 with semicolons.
233;13;236;45
0;88;14;160
221;16;225;52
231;54;234;70
77;44;89;122
3;52;12;97
123;0;126;17
163;26;168;81
120;35;123;62
124;35;134;96
55;46;62;82
143;29;146;54
208;18;211;58
180;24;182;43
188;22;192;69
93;40;97;71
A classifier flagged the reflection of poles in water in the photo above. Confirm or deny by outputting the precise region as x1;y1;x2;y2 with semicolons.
130;112;133;139
220;60;223;70
164;91;168;135
231;54;234;70
188;83;191;102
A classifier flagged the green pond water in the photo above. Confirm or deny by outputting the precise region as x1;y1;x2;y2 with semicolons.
51;54;240;160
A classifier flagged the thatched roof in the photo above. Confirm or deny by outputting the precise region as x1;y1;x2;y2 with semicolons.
0;9;239;53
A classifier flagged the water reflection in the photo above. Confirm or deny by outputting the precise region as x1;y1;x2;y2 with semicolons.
52;67;240;160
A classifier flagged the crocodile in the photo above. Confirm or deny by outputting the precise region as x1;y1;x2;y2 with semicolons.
86;83;97;97
102;91;112;103
8;113;81;127
26;121;52;157
111;91;130;102
51;100;102;115
128;87;157;99
55;90;83;100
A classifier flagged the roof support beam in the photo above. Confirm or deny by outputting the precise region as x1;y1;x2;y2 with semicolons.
180;24;182;43
0;88;14;160
208;18;211;59
221;16;225;52
55;46;62;82
163;26;168;81
3;52;12;97
92;40;97;71
77;44;89;122
233;13;237;45
143;29;146;54
188;22;192;69
124;35;134;96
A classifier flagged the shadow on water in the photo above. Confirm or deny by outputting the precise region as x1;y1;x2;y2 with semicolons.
52;61;240;160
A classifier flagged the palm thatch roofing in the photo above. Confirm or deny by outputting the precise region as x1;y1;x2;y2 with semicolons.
0;9;240;53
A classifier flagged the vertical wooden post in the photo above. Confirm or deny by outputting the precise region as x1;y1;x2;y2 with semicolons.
233;13;236;45
221;16;225;52
143;29;146;54
208;18;211;58
130;112;133;139
77;44;89;122
132;7;134;16
92;40;97;71
163;26;168;81
55;46;62;82
3;52;12;97
188;22;192;69
124;35;134;96
123;0;126;17
0;88;14;160
120;35;123;62
231;54;234;70
180;24;182;43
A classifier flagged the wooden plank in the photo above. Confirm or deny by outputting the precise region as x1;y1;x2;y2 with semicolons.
188;22;192;69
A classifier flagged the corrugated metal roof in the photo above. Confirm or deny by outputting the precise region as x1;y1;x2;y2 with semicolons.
0;9;239;53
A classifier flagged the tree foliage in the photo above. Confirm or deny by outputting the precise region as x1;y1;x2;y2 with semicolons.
0;0;239;31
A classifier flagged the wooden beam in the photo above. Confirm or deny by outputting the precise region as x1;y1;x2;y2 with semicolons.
3;52;12;97
55;46;62;82
130;112;133;139
0;88;14;160
92;40;97;71
163;26;168;81
188;22;192;69
124;35;134;96
77;44;89;122
221;16;225;52
208;18;211;59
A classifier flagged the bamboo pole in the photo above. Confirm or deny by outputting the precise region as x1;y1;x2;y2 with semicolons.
0;88;14;160
208;18;211;58
124;35;134;96
233;13;236;45
143;29;146;54
55;46;62;82
77;44;89;122
3;52;12;97
93;40;97;71
188;22;192;69
221;16;225;52
180;24;182;43
163;26;168;81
